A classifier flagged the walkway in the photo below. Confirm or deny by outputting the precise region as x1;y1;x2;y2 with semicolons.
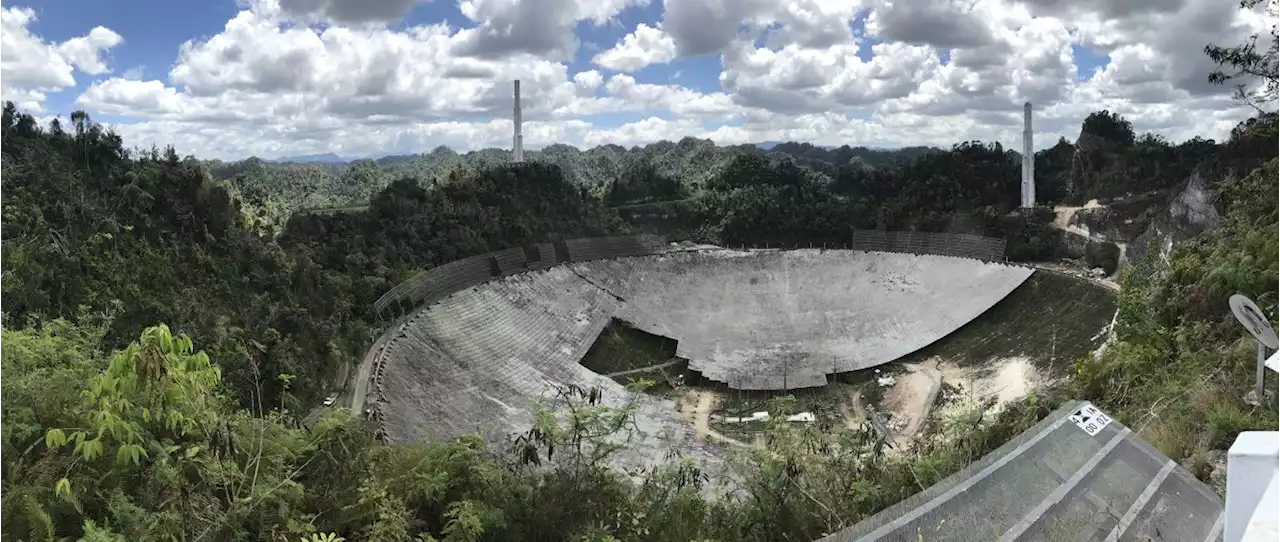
302;311;415;426
604;358;682;378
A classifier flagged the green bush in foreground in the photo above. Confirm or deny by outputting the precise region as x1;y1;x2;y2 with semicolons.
1073;158;1279;468
3;321;1058;541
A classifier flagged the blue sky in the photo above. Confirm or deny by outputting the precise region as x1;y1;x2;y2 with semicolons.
13;0;711;117
17;0;1113;121
20;0;235;78
1;0;1254;159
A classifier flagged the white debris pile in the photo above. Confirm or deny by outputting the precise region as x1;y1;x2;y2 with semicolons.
720;411;816;423
887;417;909;431
722;411;771;424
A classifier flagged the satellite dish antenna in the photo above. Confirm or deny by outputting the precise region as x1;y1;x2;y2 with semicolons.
1230;294;1278;349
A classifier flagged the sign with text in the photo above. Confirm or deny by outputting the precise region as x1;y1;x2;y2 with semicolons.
1069;403;1114;436
1230;294;1278;349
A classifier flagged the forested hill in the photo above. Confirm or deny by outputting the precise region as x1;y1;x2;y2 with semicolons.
5;96;1275;393
2;98;1277;540
6;96;1272;413
206;137;940;215
0;103;627;414
209;111;1275;241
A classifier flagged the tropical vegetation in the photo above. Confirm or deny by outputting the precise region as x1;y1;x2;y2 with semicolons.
2;13;1277;538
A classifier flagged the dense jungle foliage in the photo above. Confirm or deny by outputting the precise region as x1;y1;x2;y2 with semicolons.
4;99;1275;540
0;104;630;412
3;17;1278;537
207;140;941;218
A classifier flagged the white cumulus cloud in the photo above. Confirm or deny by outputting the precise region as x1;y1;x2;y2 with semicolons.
593;24;678;72
1;7;123;111
0;0;1267;160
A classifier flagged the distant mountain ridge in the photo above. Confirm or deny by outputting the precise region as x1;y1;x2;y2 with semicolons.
210;138;941;213
264;141;897;163
757;141;836;151
265;152;350;164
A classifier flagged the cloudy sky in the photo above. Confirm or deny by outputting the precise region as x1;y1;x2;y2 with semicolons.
0;0;1270;160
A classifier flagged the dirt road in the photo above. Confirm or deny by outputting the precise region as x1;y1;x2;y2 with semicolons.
881;361;943;440
349;312;417;415
1029;262;1120;291
678;390;756;449
1053;199;1103;230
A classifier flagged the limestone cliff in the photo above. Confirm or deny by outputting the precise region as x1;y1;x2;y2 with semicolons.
1067;126;1104;199
1068;192;1165;242
1126;171;1223;265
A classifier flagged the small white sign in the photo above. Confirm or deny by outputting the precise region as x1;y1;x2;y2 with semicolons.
1069;403;1114;436
1230;294;1279;349
1259;351;1280;376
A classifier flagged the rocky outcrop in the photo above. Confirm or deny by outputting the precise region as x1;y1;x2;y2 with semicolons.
1126;171;1222;265
1069;207;1124;240
1067;127;1105;199
1069;192;1165;241
1058;230;1122;276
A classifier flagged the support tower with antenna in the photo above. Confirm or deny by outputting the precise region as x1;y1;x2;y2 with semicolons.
512;80;524;163
1021;101;1035;208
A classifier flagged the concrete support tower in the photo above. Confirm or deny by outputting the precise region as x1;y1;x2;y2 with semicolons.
1021;102;1035;208
512;80;524;163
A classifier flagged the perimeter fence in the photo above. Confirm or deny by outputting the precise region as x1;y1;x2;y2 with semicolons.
850;229;1006;262
373;234;666;318
717;231;1005;262
374;230;1008;318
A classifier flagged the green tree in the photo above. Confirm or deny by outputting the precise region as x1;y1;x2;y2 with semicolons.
1;319;106;541
1081;110;1136;149
1205;0;1278;111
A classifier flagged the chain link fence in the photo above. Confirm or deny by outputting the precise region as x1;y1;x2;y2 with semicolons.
850;229;1006;261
